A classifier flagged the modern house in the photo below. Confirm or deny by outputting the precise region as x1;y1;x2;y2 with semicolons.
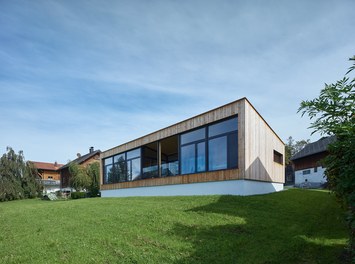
291;136;335;187
60;147;101;189
31;161;63;193
100;97;285;197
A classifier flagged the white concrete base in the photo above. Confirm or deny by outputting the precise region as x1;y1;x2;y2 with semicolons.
101;180;284;197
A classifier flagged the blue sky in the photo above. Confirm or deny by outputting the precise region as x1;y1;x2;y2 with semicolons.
0;0;354;164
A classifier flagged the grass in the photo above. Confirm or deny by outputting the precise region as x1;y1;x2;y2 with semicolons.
0;189;348;263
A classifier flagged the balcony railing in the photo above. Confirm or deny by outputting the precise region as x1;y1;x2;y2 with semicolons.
41;179;60;186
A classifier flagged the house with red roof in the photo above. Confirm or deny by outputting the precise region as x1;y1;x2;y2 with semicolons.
31;161;64;193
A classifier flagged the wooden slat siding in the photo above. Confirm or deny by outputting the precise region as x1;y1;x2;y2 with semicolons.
238;99;246;179
101;169;241;190
292;152;327;171
101;98;245;159
243;100;285;183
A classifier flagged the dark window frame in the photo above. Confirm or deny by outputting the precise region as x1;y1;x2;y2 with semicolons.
180;115;238;175
103;148;141;184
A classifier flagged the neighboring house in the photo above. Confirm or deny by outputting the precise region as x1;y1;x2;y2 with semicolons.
31;161;64;193
100;97;285;197
291;136;335;187
60;147;101;189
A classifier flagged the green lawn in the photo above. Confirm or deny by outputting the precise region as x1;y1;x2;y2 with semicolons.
0;189;348;263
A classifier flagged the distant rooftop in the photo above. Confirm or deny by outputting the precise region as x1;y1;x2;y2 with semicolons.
31;161;64;171
291;136;336;161
61;149;101;169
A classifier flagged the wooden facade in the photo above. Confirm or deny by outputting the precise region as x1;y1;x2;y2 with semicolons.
243;101;285;183
100;97;285;191
32;161;63;181
292;152;327;171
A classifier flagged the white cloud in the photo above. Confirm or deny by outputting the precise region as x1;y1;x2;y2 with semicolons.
0;0;354;162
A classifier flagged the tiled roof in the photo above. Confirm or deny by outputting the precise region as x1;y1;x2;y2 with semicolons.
61;150;101;169
31;161;64;171
291;136;336;161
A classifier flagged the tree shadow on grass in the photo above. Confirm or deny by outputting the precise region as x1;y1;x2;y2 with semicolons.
170;193;347;264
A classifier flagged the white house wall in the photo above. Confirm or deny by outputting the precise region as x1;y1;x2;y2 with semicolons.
294;166;326;185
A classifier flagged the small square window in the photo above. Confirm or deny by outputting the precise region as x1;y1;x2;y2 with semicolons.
303;170;311;175
273;150;283;165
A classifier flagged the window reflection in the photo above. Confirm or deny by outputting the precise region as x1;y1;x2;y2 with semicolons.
208;136;227;171
103;115;238;184
181;144;195;174
208;117;237;137
181;128;205;145
197;142;206;172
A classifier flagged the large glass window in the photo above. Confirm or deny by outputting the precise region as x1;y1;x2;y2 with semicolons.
208;117;238;171
127;149;140;159
197;142;206;172
112;154;127;182
181;144;196;174
161;136;179;177
208;117;238;137
103;115;238;184
181;128;205;145
103;148;141;184
180;115;238;174
129;158;141;181
104;164;113;184
180;127;206;175
142;142;158;179
228;133;238;168
208;136;227;170
126;148;141;181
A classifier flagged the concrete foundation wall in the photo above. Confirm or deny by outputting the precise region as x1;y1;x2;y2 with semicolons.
101;180;284;197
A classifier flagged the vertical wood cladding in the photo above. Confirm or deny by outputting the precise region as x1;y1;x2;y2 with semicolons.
243;100;285;183
101;169;241;190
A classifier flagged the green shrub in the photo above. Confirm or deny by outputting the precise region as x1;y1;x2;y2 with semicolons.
70;192;86;199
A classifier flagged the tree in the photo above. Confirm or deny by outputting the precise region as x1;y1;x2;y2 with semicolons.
69;162;100;196
0;147;43;202
22;161;43;198
86;162;100;196
285;136;310;165
69;162;91;192
298;56;355;261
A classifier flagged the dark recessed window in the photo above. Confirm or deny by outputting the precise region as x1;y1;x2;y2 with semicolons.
273;150;283;165
303;170;311;175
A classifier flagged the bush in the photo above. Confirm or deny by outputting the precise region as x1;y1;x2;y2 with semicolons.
86;190;101;198
71;192;86;199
